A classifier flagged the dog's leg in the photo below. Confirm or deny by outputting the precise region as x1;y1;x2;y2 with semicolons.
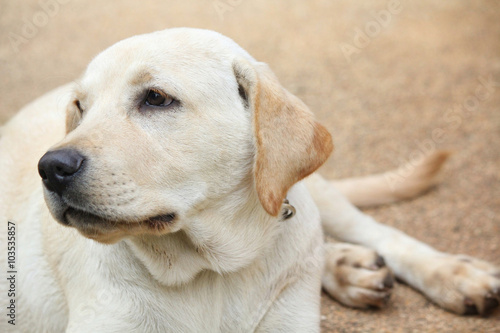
305;173;500;315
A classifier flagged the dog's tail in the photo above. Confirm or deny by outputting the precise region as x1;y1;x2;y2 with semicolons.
330;150;450;207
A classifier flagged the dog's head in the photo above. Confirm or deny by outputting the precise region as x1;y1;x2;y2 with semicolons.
38;28;333;244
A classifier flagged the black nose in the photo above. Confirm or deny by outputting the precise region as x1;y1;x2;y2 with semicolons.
38;149;85;196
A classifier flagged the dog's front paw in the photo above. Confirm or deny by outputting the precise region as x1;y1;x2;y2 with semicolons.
415;254;500;316
322;243;394;309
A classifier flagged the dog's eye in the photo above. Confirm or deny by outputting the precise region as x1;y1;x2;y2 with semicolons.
145;89;174;107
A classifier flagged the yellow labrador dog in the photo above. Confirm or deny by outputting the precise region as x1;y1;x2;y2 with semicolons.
1;28;499;332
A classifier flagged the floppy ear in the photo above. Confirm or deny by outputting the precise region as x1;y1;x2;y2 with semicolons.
233;58;333;216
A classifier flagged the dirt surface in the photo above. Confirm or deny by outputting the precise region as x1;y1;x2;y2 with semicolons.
1;0;499;332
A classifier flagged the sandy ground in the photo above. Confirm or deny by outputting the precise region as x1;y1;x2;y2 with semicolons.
1;0;499;332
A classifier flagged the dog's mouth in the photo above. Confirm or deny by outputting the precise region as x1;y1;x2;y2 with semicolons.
63;207;176;227
61;206;177;243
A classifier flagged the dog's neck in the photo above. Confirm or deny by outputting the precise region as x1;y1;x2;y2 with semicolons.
124;185;280;286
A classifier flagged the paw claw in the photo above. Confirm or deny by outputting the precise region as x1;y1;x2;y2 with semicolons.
383;273;394;290
377;273;394;291
375;255;385;268
464;304;478;315
368;256;386;270
482;294;499;316
463;298;478;315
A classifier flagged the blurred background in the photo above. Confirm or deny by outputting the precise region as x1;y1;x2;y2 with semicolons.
1;0;499;331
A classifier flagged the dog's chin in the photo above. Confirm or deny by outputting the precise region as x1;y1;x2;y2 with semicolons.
43;191;177;244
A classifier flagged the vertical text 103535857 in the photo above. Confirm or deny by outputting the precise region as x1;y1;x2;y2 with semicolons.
6;221;16;326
